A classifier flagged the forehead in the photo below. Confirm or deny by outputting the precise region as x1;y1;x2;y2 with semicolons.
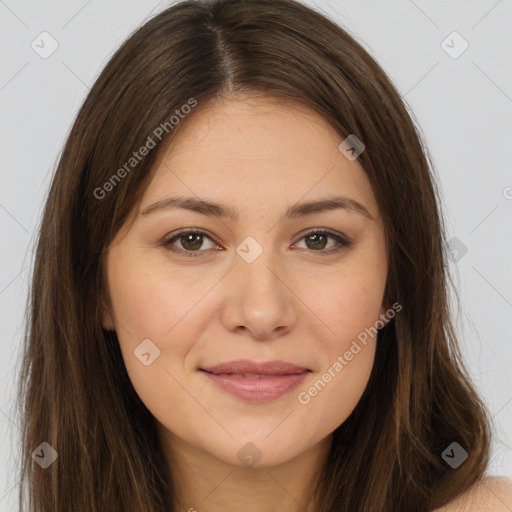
162;93;340;163
141;94;380;221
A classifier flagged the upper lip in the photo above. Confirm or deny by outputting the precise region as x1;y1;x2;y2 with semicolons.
200;359;310;375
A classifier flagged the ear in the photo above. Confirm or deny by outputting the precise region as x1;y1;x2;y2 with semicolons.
100;295;116;331
102;310;116;331
377;301;401;327
377;305;391;328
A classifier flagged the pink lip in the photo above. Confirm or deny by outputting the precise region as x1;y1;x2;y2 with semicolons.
199;359;311;402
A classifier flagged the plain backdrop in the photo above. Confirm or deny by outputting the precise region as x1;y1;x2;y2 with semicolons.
1;0;511;509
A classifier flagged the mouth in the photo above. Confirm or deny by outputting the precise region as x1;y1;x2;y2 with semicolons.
199;359;311;402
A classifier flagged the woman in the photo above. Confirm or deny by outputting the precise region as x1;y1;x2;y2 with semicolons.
16;0;511;510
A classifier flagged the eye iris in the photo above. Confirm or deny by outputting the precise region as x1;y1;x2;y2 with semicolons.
306;233;327;250
181;233;203;251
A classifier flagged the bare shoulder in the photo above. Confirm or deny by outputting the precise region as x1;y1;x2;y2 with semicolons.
433;476;512;511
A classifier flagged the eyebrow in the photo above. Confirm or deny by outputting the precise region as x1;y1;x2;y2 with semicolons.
140;195;374;220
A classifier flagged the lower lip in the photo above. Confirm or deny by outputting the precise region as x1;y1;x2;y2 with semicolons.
200;370;310;402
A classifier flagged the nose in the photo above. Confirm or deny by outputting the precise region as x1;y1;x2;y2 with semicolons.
219;244;299;341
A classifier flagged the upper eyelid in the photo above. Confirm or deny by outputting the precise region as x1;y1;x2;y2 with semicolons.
163;228;219;245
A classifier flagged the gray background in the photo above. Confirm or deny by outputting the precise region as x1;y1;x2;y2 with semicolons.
1;0;511;508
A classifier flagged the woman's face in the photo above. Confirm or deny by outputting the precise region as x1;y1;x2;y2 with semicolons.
104;94;388;469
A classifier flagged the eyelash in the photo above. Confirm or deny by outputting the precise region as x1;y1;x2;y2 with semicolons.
161;228;352;258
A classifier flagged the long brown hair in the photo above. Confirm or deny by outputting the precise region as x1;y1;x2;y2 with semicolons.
16;0;491;510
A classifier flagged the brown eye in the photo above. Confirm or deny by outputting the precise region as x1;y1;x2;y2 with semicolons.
162;230;219;257
295;230;351;253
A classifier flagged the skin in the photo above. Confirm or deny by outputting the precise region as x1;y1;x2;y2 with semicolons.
435;477;512;511
103;93;391;511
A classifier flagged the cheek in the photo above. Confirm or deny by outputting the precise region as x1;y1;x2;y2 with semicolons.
293;264;384;426
307;263;386;349
107;256;209;342
106;259;201;419
294;302;380;438
296;343;376;440
106;254;201;393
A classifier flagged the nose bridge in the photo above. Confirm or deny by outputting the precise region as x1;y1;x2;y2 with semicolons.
235;234;283;302
221;234;296;337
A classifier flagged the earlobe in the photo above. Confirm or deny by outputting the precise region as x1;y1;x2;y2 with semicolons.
100;296;116;331
102;309;116;331
379;304;389;320
378;300;401;328
377;303;392;327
